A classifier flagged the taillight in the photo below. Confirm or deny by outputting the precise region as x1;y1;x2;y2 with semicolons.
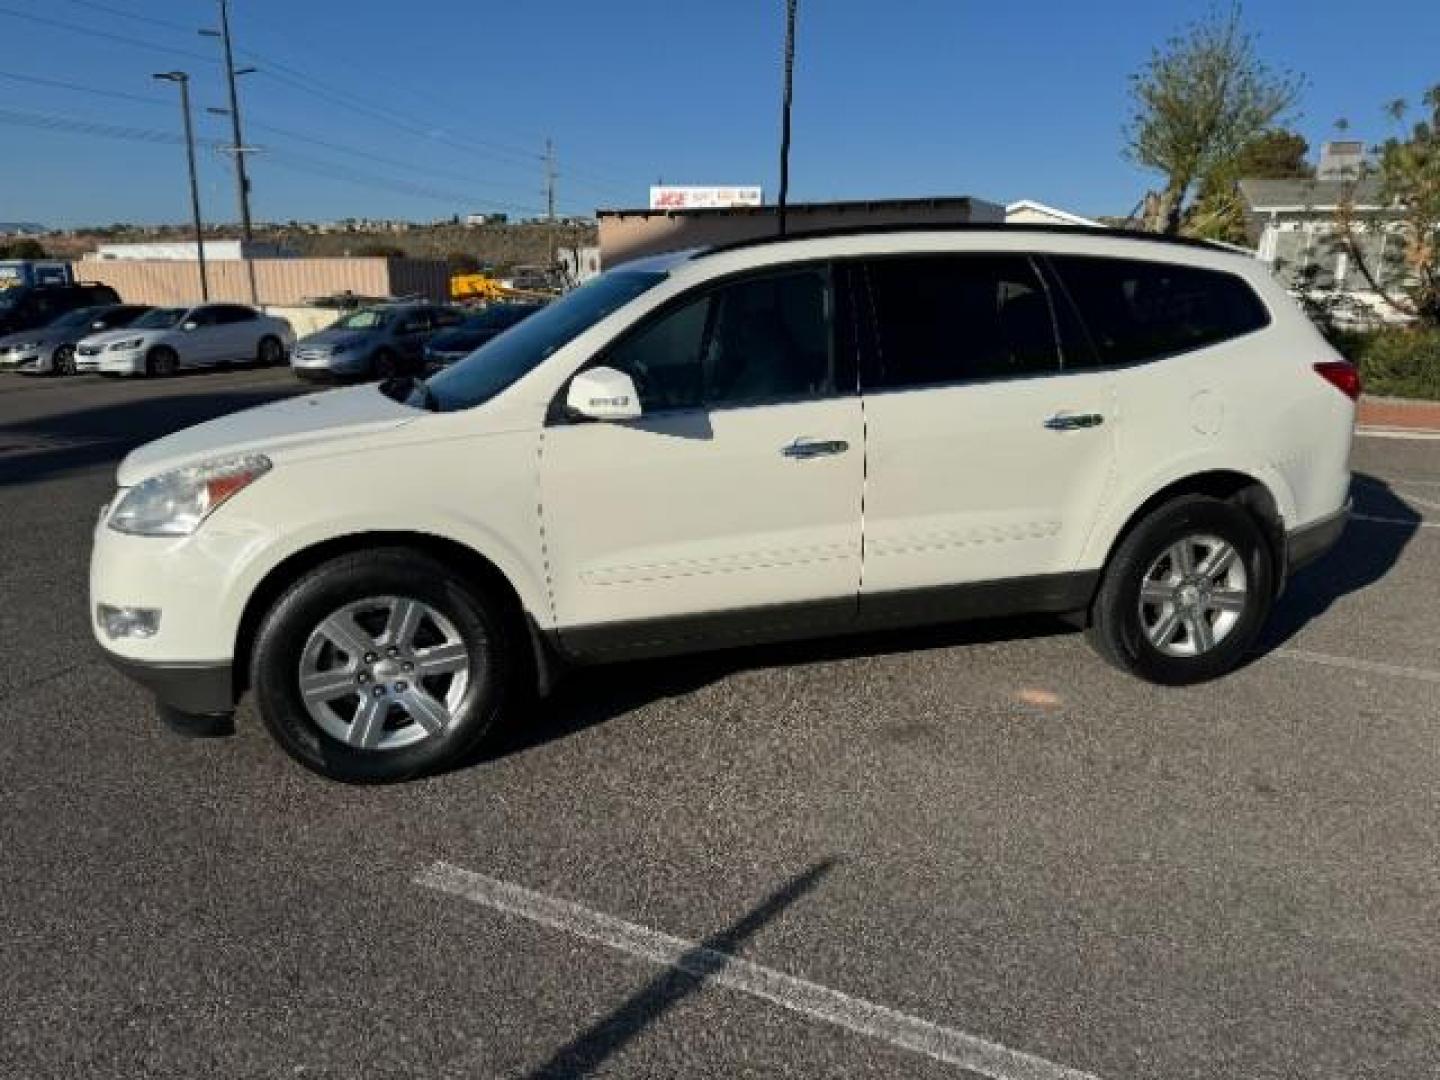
1314;361;1362;401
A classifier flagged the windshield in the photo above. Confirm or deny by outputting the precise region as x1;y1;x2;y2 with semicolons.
413;271;664;412
334;308;392;330
132;307;187;329
49;306;102;328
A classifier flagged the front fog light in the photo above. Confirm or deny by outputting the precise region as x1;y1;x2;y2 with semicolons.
98;604;160;640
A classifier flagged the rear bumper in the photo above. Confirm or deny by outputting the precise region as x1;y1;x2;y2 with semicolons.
1286;501;1349;576
100;649;235;716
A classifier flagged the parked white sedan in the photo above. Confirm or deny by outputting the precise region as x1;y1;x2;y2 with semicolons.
76;303;294;376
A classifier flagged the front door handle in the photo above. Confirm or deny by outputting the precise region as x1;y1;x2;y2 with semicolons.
1043;412;1105;431
782;437;850;459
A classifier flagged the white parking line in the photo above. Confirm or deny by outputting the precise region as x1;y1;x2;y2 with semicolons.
415;860;1101;1080
1274;648;1440;684
1355;427;1440;440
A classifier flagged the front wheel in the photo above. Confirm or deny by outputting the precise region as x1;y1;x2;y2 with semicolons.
1086;495;1273;685
372;349;399;381
52;344;77;376
145;346;179;378
250;549;513;782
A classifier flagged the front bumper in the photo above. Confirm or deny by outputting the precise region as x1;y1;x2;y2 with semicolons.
291;350;368;377
99;648;235;716
77;348;143;373
1286;501;1349;576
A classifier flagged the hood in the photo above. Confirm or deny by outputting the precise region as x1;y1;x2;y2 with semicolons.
0;326;63;348
428;329;497;353
83;327;162;348
117;384;420;486
300;328;376;349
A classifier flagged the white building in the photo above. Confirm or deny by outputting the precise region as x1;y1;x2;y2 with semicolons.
93;240;291;261
1005;200;1103;228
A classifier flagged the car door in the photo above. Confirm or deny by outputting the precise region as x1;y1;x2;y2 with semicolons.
854;253;1119;622
214;305;261;361
176;305;223;365
540;264;864;657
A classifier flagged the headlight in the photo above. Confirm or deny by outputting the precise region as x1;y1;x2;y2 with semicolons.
108;455;272;537
108;337;145;351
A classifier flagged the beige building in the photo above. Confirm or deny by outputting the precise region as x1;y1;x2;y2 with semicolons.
77;255;451;307
597;196;1004;268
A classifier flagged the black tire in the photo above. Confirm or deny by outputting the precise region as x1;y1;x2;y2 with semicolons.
52;344;76;376
372;349;399;381
250;548;513;783
257;335;284;366
145;346;179;378
1086;495;1273;685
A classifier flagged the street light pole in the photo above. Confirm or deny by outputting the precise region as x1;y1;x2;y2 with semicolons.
778;0;798;238
153;72;209;301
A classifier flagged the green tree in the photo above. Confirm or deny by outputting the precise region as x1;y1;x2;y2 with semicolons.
1127;5;1303;234
1186;128;1313;243
1336;86;1440;326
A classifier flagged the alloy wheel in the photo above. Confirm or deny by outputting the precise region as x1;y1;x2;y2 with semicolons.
298;595;472;751
1137;533;1248;657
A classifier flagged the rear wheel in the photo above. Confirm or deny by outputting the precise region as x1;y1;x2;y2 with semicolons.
52;344;77;376
257;335;284;366
1086;495;1273;685
250;549;513;782
145;346;179;377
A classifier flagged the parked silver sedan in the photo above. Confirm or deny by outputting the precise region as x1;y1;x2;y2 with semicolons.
290;302;464;382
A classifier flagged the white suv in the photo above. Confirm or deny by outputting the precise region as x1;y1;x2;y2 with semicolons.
76;303;294;376
90;227;1355;782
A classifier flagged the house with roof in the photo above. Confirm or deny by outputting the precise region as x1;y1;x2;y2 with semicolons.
1004;200;1104;228
1239;141;1410;324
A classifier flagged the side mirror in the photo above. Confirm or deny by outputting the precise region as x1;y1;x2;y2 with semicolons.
567;366;641;422
182;321;198;331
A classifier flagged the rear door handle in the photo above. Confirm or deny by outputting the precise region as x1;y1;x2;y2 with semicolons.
782;437;850;459
1043;412;1105;431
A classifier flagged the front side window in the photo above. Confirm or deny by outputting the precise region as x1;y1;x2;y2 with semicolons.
601;268;832;414
861;255;1060;390
133;307;186;330
1048;256;1270;366
336;308;392;330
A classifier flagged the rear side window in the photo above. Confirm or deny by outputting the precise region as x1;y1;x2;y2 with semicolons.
215;305;257;324
861;255;1060;390
1048;256;1269;367
601;268;832;413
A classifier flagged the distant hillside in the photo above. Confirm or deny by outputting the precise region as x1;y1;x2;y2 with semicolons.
0;223;45;236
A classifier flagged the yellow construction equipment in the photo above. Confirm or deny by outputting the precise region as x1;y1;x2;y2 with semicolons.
449;273;555;303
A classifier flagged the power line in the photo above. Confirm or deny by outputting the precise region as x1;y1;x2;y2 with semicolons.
51;0;636;195
0;6;215;64
0;68;577;214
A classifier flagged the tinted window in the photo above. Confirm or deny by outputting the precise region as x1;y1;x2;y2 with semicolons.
84;286;120;305
215;305;256;324
1048;256;1269;366
602;269;832;413
431;307;464;328
187;307;221;327
604;295;708;411
862;255;1059;390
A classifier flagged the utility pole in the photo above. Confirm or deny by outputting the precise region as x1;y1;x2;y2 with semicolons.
152;72;209;301
202;0;259;303
778;0;798;237
544;138;558;270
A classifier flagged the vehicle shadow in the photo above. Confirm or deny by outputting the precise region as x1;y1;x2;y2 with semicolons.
0;378;305;489
481;613;1077;767
1255;471;1422;652
523;858;837;1079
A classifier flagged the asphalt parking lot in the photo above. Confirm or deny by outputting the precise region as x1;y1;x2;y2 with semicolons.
1;368;1437;1079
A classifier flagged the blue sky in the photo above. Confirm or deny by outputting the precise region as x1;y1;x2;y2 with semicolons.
1;0;1436;229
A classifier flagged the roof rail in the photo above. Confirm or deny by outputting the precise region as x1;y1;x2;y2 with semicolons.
694;221;1247;259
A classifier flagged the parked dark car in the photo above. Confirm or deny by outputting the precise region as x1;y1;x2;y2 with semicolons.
0;303;152;375
422;303;544;373
0;282;121;337
290;302;464;381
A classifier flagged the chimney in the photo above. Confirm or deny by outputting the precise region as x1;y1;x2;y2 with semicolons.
1318;140;1365;182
